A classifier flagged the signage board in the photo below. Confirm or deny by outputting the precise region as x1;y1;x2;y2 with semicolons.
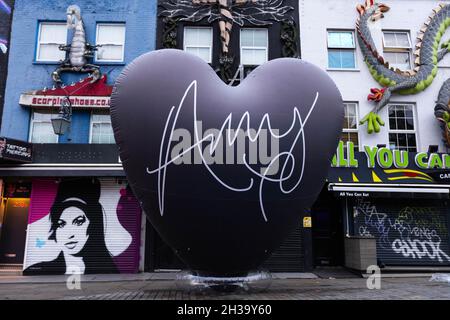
0;137;32;163
329;142;450;185
303;217;312;228
19;75;113;110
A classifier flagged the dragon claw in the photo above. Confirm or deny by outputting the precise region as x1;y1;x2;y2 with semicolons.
360;112;385;134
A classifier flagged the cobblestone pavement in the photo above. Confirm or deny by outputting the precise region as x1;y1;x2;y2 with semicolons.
0;277;449;300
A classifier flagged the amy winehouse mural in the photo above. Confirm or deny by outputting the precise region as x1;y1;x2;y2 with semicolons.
23;178;142;275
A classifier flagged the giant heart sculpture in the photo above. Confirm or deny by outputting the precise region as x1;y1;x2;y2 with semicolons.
111;49;344;277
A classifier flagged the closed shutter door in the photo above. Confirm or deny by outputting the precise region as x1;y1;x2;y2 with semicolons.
353;198;450;266
24;178;141;275
262;223;304;272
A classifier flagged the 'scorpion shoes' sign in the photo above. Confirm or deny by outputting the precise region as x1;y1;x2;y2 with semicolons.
19;75;112;110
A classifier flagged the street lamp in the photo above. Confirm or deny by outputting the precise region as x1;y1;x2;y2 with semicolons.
52;96;72;135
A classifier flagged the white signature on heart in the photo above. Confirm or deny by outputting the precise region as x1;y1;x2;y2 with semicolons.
146;80;319;222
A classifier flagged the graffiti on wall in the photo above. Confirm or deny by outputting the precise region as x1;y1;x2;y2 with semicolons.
0;0;11;54
23;178;141;275
354;199;450;264
0;0;12;105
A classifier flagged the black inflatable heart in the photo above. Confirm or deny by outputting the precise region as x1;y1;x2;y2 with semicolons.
111;49;343;277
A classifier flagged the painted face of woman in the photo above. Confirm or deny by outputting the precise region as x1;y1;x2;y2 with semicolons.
55;207;90;255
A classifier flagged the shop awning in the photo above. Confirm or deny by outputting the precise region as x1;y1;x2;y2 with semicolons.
328;183;450;199
0;164;125;177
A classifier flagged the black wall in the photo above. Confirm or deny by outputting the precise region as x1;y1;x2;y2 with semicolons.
156;0;300;83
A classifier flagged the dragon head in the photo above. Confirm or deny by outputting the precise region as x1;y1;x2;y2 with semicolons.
66;5;82;29
357;1;390;22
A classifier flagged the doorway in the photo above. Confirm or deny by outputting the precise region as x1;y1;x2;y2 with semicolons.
0;198;30;264
0;180;31;266
145;220;186;271
311;189;344;267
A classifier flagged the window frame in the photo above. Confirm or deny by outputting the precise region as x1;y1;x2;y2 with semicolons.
382;30;412;70
327;29;357;70
89;111;115;144
341;102;360;150
28;110;59;143
183;26;213;64
382;30;412;49
94;22;126;63
35;21;67;63
239;28;269;66
387;103;418;151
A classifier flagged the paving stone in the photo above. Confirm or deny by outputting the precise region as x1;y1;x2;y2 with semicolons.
2;277;450;300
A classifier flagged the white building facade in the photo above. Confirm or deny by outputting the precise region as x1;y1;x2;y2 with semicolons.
300;0;450;153
300;0;450;270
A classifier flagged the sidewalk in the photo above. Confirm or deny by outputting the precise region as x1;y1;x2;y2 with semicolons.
0;272;317;284
0;271;449;300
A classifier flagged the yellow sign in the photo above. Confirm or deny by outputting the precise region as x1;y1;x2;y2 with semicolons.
303;217;312;228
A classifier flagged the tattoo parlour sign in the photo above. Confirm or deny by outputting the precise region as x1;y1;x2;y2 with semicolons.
19;75;112;110
0;137;32;163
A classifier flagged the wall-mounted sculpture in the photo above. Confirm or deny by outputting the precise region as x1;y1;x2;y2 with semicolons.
159;0;298;82
356;1;450;140
434;79;450;147
52;5;101;85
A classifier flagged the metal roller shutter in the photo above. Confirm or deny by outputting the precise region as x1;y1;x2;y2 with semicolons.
262;223;304;272
352;198;450;266
23;178;141;275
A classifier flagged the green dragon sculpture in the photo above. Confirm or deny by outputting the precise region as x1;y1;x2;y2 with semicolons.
356;0;450;142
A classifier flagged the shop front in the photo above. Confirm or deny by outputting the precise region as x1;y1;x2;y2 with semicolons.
23;177;142;275
0;143;145;275
0;179;31;267
328;142;450;270
0;138;33;270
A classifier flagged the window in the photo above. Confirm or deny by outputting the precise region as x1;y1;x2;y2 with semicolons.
327;30;356;69
382;31;412;70
95;23;126;62
388;104;417;152
29;112;59;143
36;22;67;62
90;112;115;144
240;28;268;66
341;103;359;150
183;27;213;63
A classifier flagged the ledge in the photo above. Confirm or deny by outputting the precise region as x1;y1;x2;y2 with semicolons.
32;61;61;65
326;68;361;72
94;61;126;66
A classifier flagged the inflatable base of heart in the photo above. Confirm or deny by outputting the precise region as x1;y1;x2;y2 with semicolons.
111;49;344;278
175;270;273;293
